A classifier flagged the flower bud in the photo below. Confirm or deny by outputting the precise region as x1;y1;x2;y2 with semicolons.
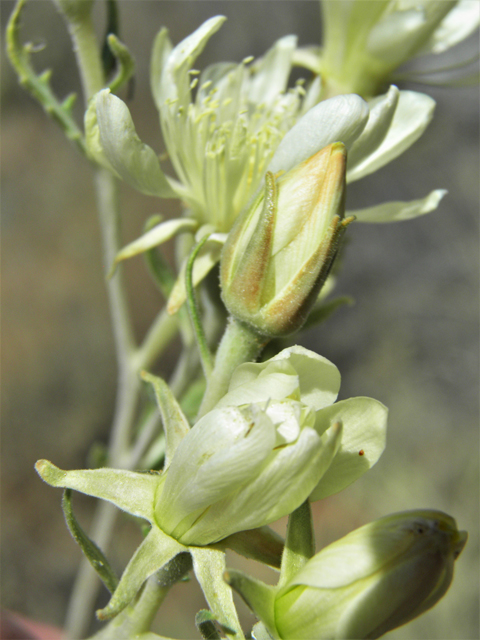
220;143;352;337
274;510;467;639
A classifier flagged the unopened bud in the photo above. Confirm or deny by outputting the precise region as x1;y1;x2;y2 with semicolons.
275;510;467;639
220;143;351;337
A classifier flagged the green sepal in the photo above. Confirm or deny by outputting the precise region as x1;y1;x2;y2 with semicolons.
195;610;222;640
191;547;244;640
97;526;186;620
6;0;86;154
222;527;284;569
35;460;157;522
62;489;119;594
278;500;314;590
107;34;136;94
224;569;278;639
140;372;190;469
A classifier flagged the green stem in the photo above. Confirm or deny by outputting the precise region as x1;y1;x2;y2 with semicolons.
197;317;267;418
133;308;179;372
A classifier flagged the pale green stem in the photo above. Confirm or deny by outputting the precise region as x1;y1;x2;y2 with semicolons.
61;12;139;639
132;308;179;372
197;317;268;418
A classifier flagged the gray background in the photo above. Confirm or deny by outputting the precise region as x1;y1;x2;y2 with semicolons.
2;1;479;638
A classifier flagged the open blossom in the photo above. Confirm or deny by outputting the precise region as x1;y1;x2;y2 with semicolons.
227;510;467;639
35;346;386;617
295;0;480;98
86;16;446;304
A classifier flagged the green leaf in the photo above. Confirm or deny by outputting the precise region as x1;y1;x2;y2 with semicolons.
191;547;244;640
107;34;136;94
278;501;315;590
97;526;186;620
35;460;158;522
222;527;284;569
62;489;119;594
140;372;190;469
224;569;278;639
6;0;86;154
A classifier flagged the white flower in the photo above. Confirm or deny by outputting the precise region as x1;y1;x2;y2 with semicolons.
86;18;446;308
35;346;387;617
303;0;480;97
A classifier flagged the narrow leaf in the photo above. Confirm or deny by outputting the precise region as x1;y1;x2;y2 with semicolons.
62;489;118;594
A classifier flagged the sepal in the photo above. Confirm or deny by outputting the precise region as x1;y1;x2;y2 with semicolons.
224;570;278;639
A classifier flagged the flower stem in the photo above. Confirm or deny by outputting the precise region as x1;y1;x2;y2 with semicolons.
197;317;268;418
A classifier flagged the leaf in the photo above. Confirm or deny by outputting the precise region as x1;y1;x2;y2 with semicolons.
62;489;119;594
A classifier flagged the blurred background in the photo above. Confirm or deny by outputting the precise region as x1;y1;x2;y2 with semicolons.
1;1;478;638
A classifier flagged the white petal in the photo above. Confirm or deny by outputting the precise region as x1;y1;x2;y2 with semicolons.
420;0;480;54
346;90;435;182
159;16;226;106
267;94;369;175
150;27;173;111
96;90;177;197
310;397;388;500
349;189;447;223
347;86;399;169
248;35;297;105
113;218;198;265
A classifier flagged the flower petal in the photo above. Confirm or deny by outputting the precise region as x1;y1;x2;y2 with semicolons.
267;94;369;175
150;27;173;111
349;189;447;223
35;460;158;522
156;406;275;537
347;85;399;170
309;397;388;500
159;16;226;107
113;218;198;268
96;90;177;197
419;0;480;55
97;526;186;619
191;547;244;640
248;35;297;105
346;90;435;182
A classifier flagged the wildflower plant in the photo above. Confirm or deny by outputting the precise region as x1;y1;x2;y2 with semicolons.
5;0;478;639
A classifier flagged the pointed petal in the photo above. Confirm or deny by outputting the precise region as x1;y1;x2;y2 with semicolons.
346;91;435;182
167;234;225;314
113;218;198;267
159;16;226;106
267;94;369;175
191;546;244;640
349;189;447;223
35;460;157;522
141;372;190;469
248;35;297;105
310;397;388;501
97;526;186;619
84;97;120;175
347;85;399;170
420;0;480;54
96;90;177;198
150;27;173;111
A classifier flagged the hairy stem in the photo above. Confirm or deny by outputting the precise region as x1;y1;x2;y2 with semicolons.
197;317;267;418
